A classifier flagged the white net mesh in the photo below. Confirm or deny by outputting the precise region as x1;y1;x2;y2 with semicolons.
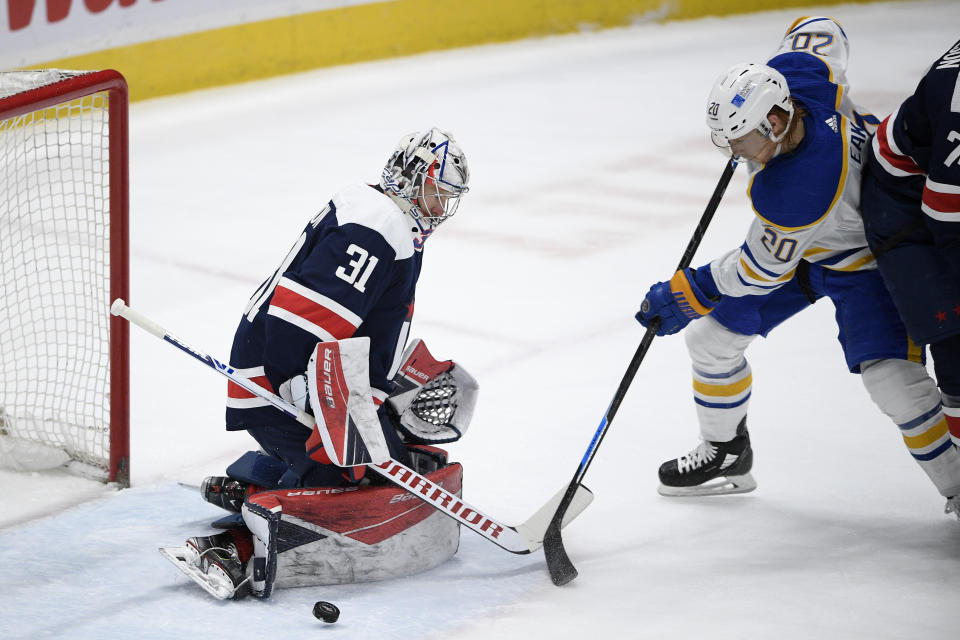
0;71;114;478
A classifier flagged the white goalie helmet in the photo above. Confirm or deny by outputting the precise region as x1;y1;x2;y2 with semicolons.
706;62;795;156
380;127;469;229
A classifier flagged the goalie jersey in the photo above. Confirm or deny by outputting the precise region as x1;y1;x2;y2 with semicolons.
709;16;882;298
225;183;421;430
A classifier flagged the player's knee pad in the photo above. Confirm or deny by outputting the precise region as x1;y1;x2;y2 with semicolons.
860;358;940;424
684;315;754;374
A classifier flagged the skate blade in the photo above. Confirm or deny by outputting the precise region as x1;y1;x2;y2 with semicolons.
159;546;235;600
658;473;757;497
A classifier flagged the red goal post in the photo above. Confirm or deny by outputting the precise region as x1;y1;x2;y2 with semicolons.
0;70;129;486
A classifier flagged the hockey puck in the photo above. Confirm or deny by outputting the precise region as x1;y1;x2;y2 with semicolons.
313;600;340;623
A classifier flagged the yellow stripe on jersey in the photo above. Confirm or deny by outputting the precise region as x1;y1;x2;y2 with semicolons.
693;375;754;398
738;257;796;283
826;122;849;217
822;251;876;272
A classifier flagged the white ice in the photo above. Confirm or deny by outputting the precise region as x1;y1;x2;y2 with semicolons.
3;2;959;638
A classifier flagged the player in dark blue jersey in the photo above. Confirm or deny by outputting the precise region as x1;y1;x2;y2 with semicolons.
220;128;470;488
860;39;960;518
635;18;960;513
163;129;484;599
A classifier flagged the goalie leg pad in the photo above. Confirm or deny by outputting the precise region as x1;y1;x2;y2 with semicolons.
241;451;462;591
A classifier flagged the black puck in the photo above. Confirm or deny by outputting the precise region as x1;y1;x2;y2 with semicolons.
313;600;340;623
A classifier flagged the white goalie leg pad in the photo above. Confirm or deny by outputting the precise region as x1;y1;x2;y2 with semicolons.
684;316;756;442
387;338;478;444
861;358;960;497
306;337;389;466
241;450;461;589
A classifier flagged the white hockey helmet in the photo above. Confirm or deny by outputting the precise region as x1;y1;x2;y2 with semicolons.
706;62;794;157
380;127;469;229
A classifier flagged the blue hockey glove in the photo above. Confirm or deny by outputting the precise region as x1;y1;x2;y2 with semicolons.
636;267;720;336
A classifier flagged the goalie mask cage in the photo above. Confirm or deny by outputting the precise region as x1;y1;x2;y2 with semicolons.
0;69;129;486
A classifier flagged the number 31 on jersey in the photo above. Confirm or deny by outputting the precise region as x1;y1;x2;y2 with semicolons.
336;244;379;293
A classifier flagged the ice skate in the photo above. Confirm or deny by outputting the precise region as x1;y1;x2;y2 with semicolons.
201;475;248;512
658;419;756;497
159;532;249;600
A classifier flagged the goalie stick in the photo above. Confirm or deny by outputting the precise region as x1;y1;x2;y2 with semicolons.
111;299;592;558
542;158;739;586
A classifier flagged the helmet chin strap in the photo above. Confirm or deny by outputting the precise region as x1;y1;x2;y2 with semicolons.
766;106;795;160
769;107;795;144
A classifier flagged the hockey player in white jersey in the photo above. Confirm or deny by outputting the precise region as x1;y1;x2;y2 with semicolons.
635;17;960;512
161;128;486;599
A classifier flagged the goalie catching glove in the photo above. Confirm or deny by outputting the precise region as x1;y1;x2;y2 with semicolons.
386;339;478;444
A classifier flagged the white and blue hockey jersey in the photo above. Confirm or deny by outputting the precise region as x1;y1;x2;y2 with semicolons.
226;183;421;430
709;17;881;298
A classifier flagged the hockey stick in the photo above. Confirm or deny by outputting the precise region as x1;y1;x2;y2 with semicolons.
542;158;739;585
111;299;593;557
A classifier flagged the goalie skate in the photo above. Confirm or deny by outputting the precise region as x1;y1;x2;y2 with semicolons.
658;419;756;497
159;534;248;600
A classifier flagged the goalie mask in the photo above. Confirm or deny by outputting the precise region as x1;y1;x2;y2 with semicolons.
706;62;794;160
386;339;478;444
380;128;470;232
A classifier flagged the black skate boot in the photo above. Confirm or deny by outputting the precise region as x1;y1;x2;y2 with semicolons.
658;418;756;496
201;476;249;512
183;532;249;599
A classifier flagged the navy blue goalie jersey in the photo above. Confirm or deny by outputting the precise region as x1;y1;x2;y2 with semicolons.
226;183;422;430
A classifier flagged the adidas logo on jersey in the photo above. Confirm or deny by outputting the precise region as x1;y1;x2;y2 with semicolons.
825;115;839;133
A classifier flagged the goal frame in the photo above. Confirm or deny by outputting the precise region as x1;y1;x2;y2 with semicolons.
0;69;130;485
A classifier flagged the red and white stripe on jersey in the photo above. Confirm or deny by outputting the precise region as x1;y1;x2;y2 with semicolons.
922;178;960;221
267;276;361;341
226;366;274;409
872;110;923;178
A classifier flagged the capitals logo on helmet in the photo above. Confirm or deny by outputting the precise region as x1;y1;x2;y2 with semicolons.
706;62;794;157
380;128;469;243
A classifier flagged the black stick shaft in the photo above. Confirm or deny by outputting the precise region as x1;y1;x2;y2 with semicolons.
543;159;737;586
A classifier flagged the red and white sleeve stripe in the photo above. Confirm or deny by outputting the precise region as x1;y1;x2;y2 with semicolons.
872;109;924;178
226;366;274;409
267;276;361;341
922;178;960;221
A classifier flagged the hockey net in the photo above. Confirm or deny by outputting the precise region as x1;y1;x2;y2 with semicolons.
0;70;129;485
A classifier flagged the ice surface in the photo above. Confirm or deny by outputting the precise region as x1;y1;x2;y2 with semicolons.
3;3;959;638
